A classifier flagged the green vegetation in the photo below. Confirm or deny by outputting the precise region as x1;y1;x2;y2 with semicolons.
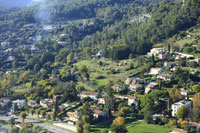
74;58;149;90
127;121;172;133
0;0;199;133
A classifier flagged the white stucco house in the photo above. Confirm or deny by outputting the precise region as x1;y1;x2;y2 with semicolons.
128;96;139;107
171;100;191;117
80;91;100;100
93;109;106;119
12;99;26;109
149;68;164;75
7;56;15;61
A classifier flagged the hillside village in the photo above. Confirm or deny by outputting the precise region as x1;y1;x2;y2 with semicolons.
0;0;200;132
1;43;200;132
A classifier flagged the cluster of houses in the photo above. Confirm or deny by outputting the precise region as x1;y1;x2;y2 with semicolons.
148;47;167;59
148;47;200;66
1;46;199;133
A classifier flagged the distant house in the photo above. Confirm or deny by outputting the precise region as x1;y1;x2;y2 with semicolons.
148;48;167;59
12;99;26;109
195;58;200;65
0;98;10;106
128;96;139;107
40;99;53;108
98;98;105;105
177;53;194;59
148;48;166;55
175;55;183;61
49;73;57;80
145;82;158;94
29;45;36;51
57;41;67;47
149;68;164;75
171;100;191;117
15;123;25;129
164;62;176;67
125;78;134;85
180;88;189;96
7;56;15;61
80;91;100;100
1;42;10;48
17;45;24;49
27;100;39;108
4;48;12;53
5;71;11;74
157;74;174;81
93;109;106;119
170;67;177;72
67;111;79;122
158;53;167;59
96;50;103;58
74;56;79;61
152;114;163;120
53;95;62;102
112;84;126;92
60;33;68;37
129;83;143;92
170;128;187;133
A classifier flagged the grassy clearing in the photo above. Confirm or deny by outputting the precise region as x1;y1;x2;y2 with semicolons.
91;124;111;133
127;121;172;133
74;58;141;90
11;85;31;94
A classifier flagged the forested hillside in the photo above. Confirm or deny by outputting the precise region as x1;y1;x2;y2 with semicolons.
0;0;199;61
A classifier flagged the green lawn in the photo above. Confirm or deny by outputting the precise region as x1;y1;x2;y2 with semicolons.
127;121;172;133
74;59;145;90
91;124;111;133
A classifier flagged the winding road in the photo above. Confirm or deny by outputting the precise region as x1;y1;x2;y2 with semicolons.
0;115;75;133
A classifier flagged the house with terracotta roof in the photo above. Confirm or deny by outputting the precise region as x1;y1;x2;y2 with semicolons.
149;68;164;75
125;78;134;85
128;96;139;107
93;109;106;119
40;99;53;108
129;83;143;92
80;91;100;100
98;98;105;104
180;88;189;96
15;123;25;129
53;95;62;102
66;111;79;122
145;82;158;94
27;100;39;108
112;84;126;92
